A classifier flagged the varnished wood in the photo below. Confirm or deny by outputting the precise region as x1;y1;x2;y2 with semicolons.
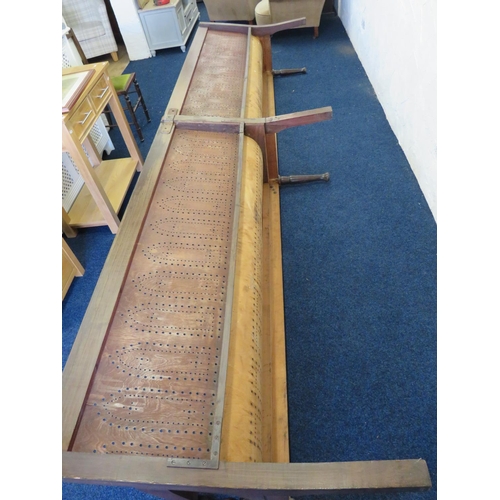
262;69;279;180
172;110;333;132
261;182;289;462
264;107;333;133
249;19;307;36
63;453;432;494
260;36;273;75
199;21;250;34
173;116;241;133
171;106;337;183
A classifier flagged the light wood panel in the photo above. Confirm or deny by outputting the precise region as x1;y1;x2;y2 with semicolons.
220;137;264;462
67;158;138;227
62;239;84;299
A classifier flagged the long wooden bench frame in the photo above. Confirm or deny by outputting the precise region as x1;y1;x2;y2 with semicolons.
62;20;432;498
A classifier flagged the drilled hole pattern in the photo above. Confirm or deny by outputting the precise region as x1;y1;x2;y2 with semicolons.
71;130;240;460
220;138;264;462
181;31;248;117
246;144;264;459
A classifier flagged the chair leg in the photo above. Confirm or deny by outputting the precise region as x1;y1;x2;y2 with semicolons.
123;94;144;142
111;51;119;62
104;104;114;128
133;77;151;123
313;26;319;38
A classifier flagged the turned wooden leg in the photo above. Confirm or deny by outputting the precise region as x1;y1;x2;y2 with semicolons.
111;51;119;61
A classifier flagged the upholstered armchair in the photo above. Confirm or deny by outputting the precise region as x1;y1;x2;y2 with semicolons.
62;0;119;61
255;0;326;38
203;0;261;22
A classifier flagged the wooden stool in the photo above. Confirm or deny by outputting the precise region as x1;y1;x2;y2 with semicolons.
106;73;151;142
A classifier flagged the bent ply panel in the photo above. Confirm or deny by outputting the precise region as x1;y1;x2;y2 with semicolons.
245;36;264;119
221;137;264;463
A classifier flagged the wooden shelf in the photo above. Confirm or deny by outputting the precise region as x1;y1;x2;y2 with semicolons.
68;158;138;228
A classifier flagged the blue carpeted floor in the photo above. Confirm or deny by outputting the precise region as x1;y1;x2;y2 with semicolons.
63;3;436;499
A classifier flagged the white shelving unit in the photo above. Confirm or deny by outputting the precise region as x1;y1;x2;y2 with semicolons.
138;0;200;54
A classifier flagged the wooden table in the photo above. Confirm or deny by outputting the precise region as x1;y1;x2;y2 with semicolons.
62;62;143;234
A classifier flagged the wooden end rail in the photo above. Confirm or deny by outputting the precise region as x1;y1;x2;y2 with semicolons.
63;453;431;496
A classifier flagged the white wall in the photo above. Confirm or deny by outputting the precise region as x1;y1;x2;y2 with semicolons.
109;0;151;60
335;0;437;221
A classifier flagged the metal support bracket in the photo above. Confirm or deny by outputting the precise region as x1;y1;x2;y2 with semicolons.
278;173;330;185
160;108;178;134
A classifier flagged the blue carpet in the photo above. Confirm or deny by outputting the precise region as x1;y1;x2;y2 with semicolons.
63;3;436;499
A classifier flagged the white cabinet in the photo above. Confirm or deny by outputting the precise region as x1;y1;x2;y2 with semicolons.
138;0;200;53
